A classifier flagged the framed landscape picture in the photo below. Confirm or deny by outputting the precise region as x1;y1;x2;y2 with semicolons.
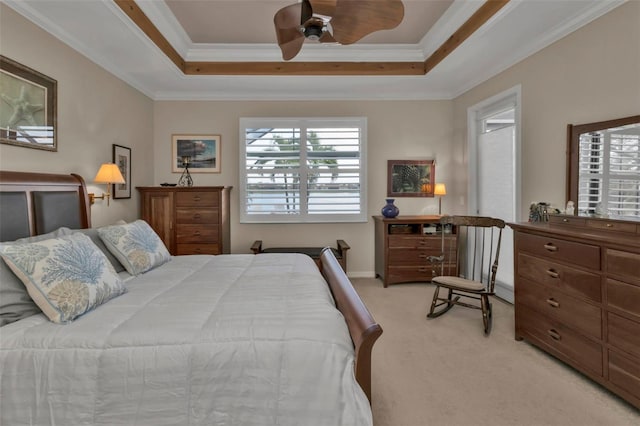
0;55;57;151
172;134;221;173
387;159;435;197
113;144;131;199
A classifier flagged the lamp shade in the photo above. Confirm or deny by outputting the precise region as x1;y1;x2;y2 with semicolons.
434;183;447;196
94;163;125;184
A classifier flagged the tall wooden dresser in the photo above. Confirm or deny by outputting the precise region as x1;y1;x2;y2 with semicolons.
373;215;456;287
510;215;640;408
137;186;231;255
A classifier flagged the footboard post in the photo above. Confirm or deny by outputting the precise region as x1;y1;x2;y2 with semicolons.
320;247;382;404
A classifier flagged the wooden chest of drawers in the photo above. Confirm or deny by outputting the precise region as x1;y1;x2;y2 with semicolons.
510;216;640;408
373;216;456;287
137;186;231;255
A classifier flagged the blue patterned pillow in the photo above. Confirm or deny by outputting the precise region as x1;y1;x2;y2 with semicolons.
0;227;73;326
97;220;171;275
0;233;126;324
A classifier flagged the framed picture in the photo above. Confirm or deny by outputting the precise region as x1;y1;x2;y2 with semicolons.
0;55;57;151
387;159;436;197
172;134;221;173
112;144;131;199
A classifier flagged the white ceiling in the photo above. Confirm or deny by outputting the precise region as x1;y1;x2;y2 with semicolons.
3;0;626;101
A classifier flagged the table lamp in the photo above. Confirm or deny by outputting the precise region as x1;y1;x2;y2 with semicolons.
434;183;446;215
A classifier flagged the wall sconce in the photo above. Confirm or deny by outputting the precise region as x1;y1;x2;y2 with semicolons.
89;163;125;206
434;183;446;215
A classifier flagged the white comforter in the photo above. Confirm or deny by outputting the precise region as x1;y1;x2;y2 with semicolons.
0;254;372;426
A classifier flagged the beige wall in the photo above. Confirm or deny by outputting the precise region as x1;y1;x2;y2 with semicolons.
452;0;640;221
0;5;154;227
154;100;455;275
3;1;638;276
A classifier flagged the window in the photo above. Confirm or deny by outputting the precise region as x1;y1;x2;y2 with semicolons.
578;124;640;218
239;117;367;223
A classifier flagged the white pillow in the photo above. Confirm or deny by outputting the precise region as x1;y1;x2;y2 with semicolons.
98;220;171;275
0;233;126;324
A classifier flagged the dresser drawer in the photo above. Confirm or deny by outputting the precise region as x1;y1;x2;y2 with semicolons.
606;249;640;285
388;247;442;265
175;243;220;255
608;312;640;358
516;304;603;376
388;235;440;249
175;191;218;207
548;215;586;227
587;219;637;234
516;233;600;270
176;224;218;243
516;277;601;338
517;253;601;302
176;208;218;224
609;350;640;401
608;279;640;320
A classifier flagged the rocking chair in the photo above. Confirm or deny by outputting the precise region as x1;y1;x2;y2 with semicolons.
427;215;506;335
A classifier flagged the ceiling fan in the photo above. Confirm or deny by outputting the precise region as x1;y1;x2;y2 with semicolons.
274;0;405;61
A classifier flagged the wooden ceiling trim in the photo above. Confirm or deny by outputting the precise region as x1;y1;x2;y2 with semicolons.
423;0;510;74
113;0;509;77
113;0;185;71
185;61;424;76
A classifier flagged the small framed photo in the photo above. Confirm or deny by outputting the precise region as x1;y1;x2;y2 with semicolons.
0;55;57;151
387;159;436;197
172;134;221;173
112;144;131;199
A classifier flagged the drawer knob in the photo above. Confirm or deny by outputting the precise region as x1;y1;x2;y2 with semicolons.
547;329;561;341
606;223;613;228
546;269;559;279
194;196;201;202
562;218;569;222
546;298;560;308
543;243;558;252
194;231;201;236
194;213;201;219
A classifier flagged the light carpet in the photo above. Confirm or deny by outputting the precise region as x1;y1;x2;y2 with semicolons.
351;278;640;426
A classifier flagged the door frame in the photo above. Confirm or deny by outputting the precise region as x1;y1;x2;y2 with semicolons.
467;85;522;303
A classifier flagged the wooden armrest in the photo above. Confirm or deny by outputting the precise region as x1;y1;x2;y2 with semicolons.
336;239;350;255
250;240;263;254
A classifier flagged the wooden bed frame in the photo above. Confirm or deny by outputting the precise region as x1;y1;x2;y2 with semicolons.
0;170;382;402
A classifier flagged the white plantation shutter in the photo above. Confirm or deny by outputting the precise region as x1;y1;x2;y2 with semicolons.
578;126;640;218
240;118;367;223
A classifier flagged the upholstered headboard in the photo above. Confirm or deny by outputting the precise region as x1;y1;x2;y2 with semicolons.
0;171;91;242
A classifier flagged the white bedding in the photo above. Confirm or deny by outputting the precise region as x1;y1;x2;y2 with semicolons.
0;254;372;426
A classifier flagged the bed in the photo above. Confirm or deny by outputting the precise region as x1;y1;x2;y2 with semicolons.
0;170;382;426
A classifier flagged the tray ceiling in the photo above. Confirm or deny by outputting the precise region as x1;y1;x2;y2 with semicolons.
3;0;626;100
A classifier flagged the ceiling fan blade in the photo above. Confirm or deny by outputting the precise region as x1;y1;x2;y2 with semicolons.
301;0;314;24
319;30;337;43
274;3;306;60
331;0;404;45
309;0;337;17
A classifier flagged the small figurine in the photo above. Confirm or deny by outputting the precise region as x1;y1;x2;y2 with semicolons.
565;201;575;215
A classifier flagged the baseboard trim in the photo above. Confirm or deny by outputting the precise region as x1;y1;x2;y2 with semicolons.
495;281;514;304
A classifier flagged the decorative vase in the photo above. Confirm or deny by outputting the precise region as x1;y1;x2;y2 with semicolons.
381;198;399;218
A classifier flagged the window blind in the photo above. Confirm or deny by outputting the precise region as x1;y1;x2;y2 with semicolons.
578;127;640;218
240;118;367;223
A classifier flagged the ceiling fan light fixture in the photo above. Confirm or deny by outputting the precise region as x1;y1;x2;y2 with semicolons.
304;24;324;41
